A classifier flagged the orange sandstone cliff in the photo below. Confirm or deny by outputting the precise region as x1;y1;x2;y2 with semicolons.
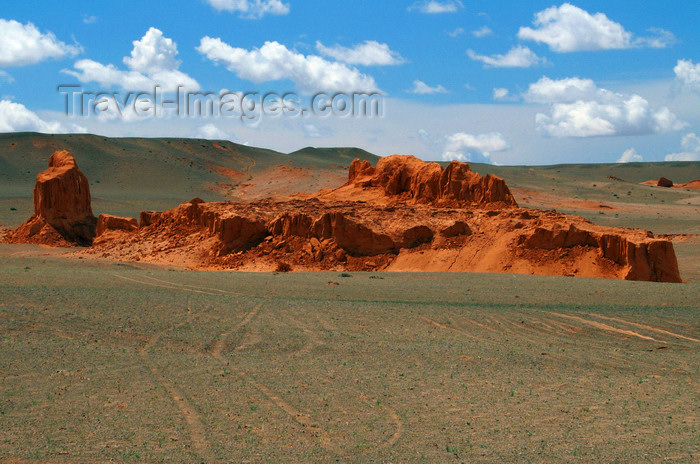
322;155;517;208
6;151;96;245
4;151;683;282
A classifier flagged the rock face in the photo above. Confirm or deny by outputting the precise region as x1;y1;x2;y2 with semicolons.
96;214;138;237
313;212;396;256
81;196;682;282
345;155;517;207
517;222;680;282
6;151;683;282
657;177;674;188
7;151;96;245
79;155;681;282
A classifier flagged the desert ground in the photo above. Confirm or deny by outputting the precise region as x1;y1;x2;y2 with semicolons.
1;133;699;462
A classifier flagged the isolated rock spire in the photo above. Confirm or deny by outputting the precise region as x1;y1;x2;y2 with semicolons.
7;151;96;245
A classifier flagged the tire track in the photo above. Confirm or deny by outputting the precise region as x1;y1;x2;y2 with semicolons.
584;313;699;343
209;304;260;358
139;274;245;297
551;313;660;342
348;387;403;452
288;317;403;454
233;326;261;352
488;314;542;346
207;303;335;451
139;297;214;462
283;313;324;359
112;273;223;296
538;315;663;369
418;315;494;344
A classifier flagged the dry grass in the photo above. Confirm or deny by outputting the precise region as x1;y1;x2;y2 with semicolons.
0;250;698;462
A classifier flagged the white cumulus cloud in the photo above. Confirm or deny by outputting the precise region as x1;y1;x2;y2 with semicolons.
193;124;236;141
0;19;81;67
617;148;643;163
205;0;290;18
665;133;700;161
197;37;377;94
315;40;404;66
408;1;463;14
665;152;700;162
638;28;677;49
524;76;685;137
472;26;493;38
518;3;674;52
442;132;509;163
0;99;65;133
681;132;700;152
493;88;510;101
523;76;597;103
467;45;545;68
674;59;700;92
63;28;199;92
409;80;448;95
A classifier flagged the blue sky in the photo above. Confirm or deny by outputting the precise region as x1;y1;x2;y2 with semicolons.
1;0;699;164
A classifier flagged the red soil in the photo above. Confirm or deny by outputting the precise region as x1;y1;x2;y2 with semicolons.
675;180;700;190
642;178;700;190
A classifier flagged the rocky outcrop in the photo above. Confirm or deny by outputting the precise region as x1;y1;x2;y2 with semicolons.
313;212;396;256
344;155;517;207
83;198;682;282
6;151;96;245
657;177;674;188
440;221;471;238
517;223;681;282
348;159;374;182
5;151;682;283
96;214;138;237
213;216;268;255
139;211;161;227
269;213;313;237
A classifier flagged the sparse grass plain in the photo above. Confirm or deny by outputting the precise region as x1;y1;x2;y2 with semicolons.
1;249;698;463
1;134;699;462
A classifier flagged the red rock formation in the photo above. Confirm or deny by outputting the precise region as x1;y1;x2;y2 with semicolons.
340;155;517;207
348;159;374;182
439;161;516;206
96;214;138;237
139;211;161;227
6;151;96;245
214;216;268;255
439;221;471;238
400;225;434;249
83;198;682;282
657;177;674;188
517;223;680;282
313;212;396;256
269;213;313;237
6;151;682;282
